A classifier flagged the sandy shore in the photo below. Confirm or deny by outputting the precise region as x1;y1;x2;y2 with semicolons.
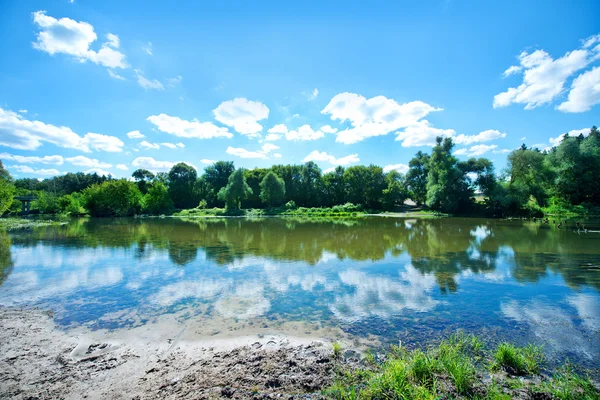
0;307;364;399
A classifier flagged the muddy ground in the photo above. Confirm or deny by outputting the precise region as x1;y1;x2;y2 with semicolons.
0;307;357;399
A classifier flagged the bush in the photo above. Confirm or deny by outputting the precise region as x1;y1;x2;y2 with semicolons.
83;180;142;217
197;199;208;209
33;191;59;214
284;200;297;210
57;193;86;215
142;182;174;215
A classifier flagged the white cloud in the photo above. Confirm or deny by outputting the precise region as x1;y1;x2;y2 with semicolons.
286;124;326;141
320;125;338;134
126;130;144;139
167;76;182;88
142;41;152;55
134;69;164;90
147;113;232;139
213;98;269;136
265;133;282;141
395;120;455;147
557;66;600;112
140;140;160;149
308;88;319;100
302;150;359;166
454;144;497;156
502;65;522;77
494;34;600;110
18;110;27;114
200;159;215;164
226;143;279;159
322;92;442;144
548;128;591;147
108;70;125;80
116;164;128;170
0;153;64;165
84;168;111;176
273;153;282;158
453;129;506;145
65;155;111;168
80;132;124;152
131;157;175;172
0;107;123;152
323;167;336;174
161;142;185;149
383;164;409;174
265;124;288;141
9;165;60;176
32;11;128;70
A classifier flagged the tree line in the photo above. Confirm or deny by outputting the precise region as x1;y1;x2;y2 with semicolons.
0;126;598;217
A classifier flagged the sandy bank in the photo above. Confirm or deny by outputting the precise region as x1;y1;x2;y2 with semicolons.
0;307;362;399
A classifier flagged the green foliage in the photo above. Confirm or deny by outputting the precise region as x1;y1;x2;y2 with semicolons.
168;163;198;209
0;179;15;215
259;171;286;206
197;199;208;209
0;160;12;182
218;169;253;210
285;200;297;210
332;342;343;359
492;343;543;375
132;169;155;194
382;171;409;210
203;161;235;207
82;179;142;217
33;191;59;214
406;151;430;206
142;181;174;215
57;193;86;215
535;363;598;400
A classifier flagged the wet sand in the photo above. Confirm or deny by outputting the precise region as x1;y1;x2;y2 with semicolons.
0;307;367;399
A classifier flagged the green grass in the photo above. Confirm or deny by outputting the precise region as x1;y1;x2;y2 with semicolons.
491;342;543;375
325;333;598;400
332;342;343;359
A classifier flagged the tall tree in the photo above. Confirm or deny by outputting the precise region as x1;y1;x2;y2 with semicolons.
259;171;286;207
132;169;155;194
203;161;235;206
299;162;322;207
168;163;198;209
382;171;409;210
406;151;430;206
243;168;269;208
426;137;473;213
218;169;252;210
322;166;346;206
506;144;552;207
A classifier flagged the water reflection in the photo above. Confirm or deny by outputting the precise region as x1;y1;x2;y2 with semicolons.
0;217;599;368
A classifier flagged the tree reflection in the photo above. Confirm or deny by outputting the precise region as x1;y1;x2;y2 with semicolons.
8;217;600;293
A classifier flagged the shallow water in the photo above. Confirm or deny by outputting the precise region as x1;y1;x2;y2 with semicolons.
1;216;599;369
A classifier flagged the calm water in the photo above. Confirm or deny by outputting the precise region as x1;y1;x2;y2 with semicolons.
1;217;599;369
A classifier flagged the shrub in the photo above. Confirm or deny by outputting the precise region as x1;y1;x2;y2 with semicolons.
142;182;174;215
83;180;142;217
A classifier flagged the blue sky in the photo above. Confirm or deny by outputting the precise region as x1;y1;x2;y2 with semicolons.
0;0;599;178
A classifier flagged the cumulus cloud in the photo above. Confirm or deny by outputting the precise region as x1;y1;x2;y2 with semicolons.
494;33;600;110
0;107;123;152
32;11;128;71
308;88;319;100
453;129;506;145
395;120;455;147
557;66;600;112
200;159;215;164
226;143;279;159
320;125;338;134
213;98;269;136
65;155;112;168
108;70;125;80
0;152;64;165
147;113;232;139
322;92;442;144
161;142;185;149
131;157;175;172
84;168;111;176
302;150;359;166
286;125;327;141
454;144;498;156
140;141;160;149
8;165;60;176
116;164;128;170
383;164;409;174
134;69;164;90
126;130;144;139
548;127;591;147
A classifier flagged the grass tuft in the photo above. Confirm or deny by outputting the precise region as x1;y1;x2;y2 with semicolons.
492;342;543;375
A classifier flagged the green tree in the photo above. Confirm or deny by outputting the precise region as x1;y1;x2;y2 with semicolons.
299;162;323;207
142;181;174;215
406;151;430;206
243;168;269;208
132;169;155;194
168;163;198;209
382;171;409;210
33;191;59;214
218;169;253;210
506;144;552;207
0;180;15;215
260;171;286;207
426;137;473;213
83;179;142;217
322;166;346;206
203;161;235;206
0;160;12;182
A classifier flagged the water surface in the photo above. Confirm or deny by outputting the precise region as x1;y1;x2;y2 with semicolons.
1;217;598;369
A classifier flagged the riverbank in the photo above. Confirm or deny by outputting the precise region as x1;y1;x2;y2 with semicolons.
0;307;351;399
1;308;598;399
